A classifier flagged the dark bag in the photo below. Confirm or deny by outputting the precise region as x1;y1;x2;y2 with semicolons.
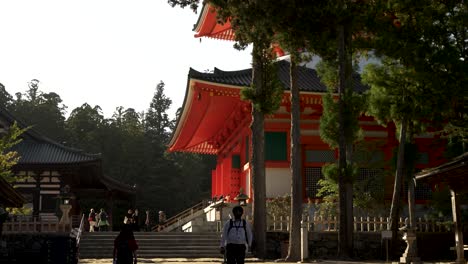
100;212;108;221
117;240;133;263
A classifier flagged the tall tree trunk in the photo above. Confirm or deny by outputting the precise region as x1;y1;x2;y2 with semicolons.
287;56;302;261
389;116;408;256
251;43;267;259
337;22;353;258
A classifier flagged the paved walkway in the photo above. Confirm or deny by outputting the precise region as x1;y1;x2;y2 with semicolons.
78;258;457;264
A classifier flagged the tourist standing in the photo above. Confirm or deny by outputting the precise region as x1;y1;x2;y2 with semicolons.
113;224;138;264
132;209;140;231
98;208;110;231
88;208;97;232
158;211;166;231
220;206;253;264
124;209;133;225
144;210;151;231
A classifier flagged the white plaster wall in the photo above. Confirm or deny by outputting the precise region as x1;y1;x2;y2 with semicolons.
266;168;291;198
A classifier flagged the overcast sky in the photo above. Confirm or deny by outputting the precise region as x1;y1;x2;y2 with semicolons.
0;0;252;119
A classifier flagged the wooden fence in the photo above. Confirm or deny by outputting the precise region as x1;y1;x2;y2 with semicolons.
262;215;453;233
3;216;72;233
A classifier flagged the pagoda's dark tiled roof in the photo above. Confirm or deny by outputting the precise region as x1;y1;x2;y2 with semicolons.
0;106;100;165
189;60;368;93
12;139;100;164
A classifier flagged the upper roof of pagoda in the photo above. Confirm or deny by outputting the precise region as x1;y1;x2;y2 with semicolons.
193;3;234;40
189;60;367;93
168;60;368;155
0;106;100;165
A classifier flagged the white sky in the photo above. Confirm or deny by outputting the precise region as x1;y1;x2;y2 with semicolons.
0;0;252;119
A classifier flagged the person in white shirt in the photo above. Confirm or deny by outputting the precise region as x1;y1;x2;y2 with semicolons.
220;206;253;264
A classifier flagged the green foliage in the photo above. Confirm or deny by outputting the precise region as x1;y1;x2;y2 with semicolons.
317;60;366;149
240;60;283;114
266;194;290;218
0;122;27;183
10;79;67;142
426;185;452;221
317;140;390;216
6;206;32;216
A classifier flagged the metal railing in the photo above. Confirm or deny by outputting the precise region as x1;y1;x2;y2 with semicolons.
74;213;85;246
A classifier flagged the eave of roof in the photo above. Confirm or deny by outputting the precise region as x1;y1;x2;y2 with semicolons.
0;176;25;208
100;174;136;195
416;152;468;180
193;3;234;41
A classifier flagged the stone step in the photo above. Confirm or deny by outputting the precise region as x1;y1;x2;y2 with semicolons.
81;241;219;246
78;232;223;259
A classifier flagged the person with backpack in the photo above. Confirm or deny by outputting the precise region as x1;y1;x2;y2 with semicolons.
220;206;253;264
98;208;110;231
113;224;138;264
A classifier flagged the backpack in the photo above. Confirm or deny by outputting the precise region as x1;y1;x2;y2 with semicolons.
227;219;249;245
100;212;107;221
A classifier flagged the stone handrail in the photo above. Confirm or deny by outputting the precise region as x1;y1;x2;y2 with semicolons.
3;216;65;233
152;200;209;232
266;214;454;233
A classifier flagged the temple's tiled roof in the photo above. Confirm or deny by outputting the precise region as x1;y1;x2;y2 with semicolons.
12;139;100;164
0;107;100;165
189;60;368;93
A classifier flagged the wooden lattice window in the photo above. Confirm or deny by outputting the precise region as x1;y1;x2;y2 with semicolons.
305;150;335;163
305;167;323;198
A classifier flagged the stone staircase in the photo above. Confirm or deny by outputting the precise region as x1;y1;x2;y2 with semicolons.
78;232;222;259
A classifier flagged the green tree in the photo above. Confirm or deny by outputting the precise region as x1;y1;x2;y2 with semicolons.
0;123;26;183
65;103;105;153
145;81;172;143
11;79;67;142
0;83;14;109
362;58;430;255
368;1;467;155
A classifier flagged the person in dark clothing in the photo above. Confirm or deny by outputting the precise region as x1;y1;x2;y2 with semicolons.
124;209;133;225
113;224;138;264
132;209;140;231
220;206;253;264
98;208;110;231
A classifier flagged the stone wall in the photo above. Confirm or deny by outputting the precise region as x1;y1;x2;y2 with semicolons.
266;231;461;261
0;233;77;264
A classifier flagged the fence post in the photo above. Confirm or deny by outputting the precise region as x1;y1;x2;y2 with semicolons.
301;214;309;261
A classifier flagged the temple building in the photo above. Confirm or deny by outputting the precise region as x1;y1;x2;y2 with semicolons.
0;107;134;225
168;4;447;205
168;60;445;204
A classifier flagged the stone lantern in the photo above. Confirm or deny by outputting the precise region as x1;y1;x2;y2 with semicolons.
234;188;249;206
59;185;72;226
